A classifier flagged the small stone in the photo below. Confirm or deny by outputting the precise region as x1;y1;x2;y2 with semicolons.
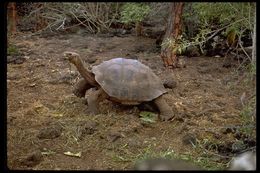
20;150;43;167
37;124;63;139
29;83;36;87
7;55;26;64
221;126;236;134
186;45;200;57
107;131;122;142
78;121;98;137
182;133;197;145
151;137;157;140
163;79;177;89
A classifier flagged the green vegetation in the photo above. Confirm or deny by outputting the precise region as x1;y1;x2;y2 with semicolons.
246;63;256;77
120;3;151;36
239;96;256;136
7;44;19;56
189;139;228;170
171;3;256;59
139;111;157;123
110;141;227;170
193;3;255;31
136;144;175;160
120;3;151;24
134;143;227;170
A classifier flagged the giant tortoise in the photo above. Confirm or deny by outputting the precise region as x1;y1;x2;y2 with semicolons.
64;51;176;121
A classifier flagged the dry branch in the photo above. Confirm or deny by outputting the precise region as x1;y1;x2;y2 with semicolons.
18;2;121;34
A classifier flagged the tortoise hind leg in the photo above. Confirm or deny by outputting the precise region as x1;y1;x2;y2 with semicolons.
153;95;175;121
73;78;93;98
87;88;108;115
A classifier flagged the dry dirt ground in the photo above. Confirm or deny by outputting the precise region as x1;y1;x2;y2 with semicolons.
7;31;256;170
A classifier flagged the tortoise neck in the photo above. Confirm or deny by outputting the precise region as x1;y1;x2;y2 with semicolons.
75;58;97;86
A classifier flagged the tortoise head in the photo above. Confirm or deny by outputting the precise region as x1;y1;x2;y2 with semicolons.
63;51;81;65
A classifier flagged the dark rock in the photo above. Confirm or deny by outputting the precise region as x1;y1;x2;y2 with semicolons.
78;121;98;137
182;133;197;145
7;56;26;64
20;150;43;167
107;131;122;142
217;143;233;153
184;45;200;57
163;79;177;89
221;126;236;134
37;124;63;139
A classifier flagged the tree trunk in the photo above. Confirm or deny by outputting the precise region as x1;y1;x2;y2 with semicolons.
7;2;17;35
161;2;184;68
135;21;143;36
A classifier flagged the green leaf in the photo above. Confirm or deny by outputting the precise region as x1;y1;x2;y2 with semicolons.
139;111;157;123
120;3;151;24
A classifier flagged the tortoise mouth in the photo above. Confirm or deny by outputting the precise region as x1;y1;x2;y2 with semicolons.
64;56;69;60
63;51;80;62
63;52;72;59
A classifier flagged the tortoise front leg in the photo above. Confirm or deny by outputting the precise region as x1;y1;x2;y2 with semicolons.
153;95;175;121
87;88;108;115
73;78;93;98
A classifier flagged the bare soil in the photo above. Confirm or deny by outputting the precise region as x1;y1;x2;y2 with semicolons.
7;31;256;170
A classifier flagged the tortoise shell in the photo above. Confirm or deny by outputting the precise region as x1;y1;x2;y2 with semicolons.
92;58;167;104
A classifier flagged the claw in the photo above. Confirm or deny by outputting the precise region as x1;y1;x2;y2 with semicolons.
160;114;174;121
